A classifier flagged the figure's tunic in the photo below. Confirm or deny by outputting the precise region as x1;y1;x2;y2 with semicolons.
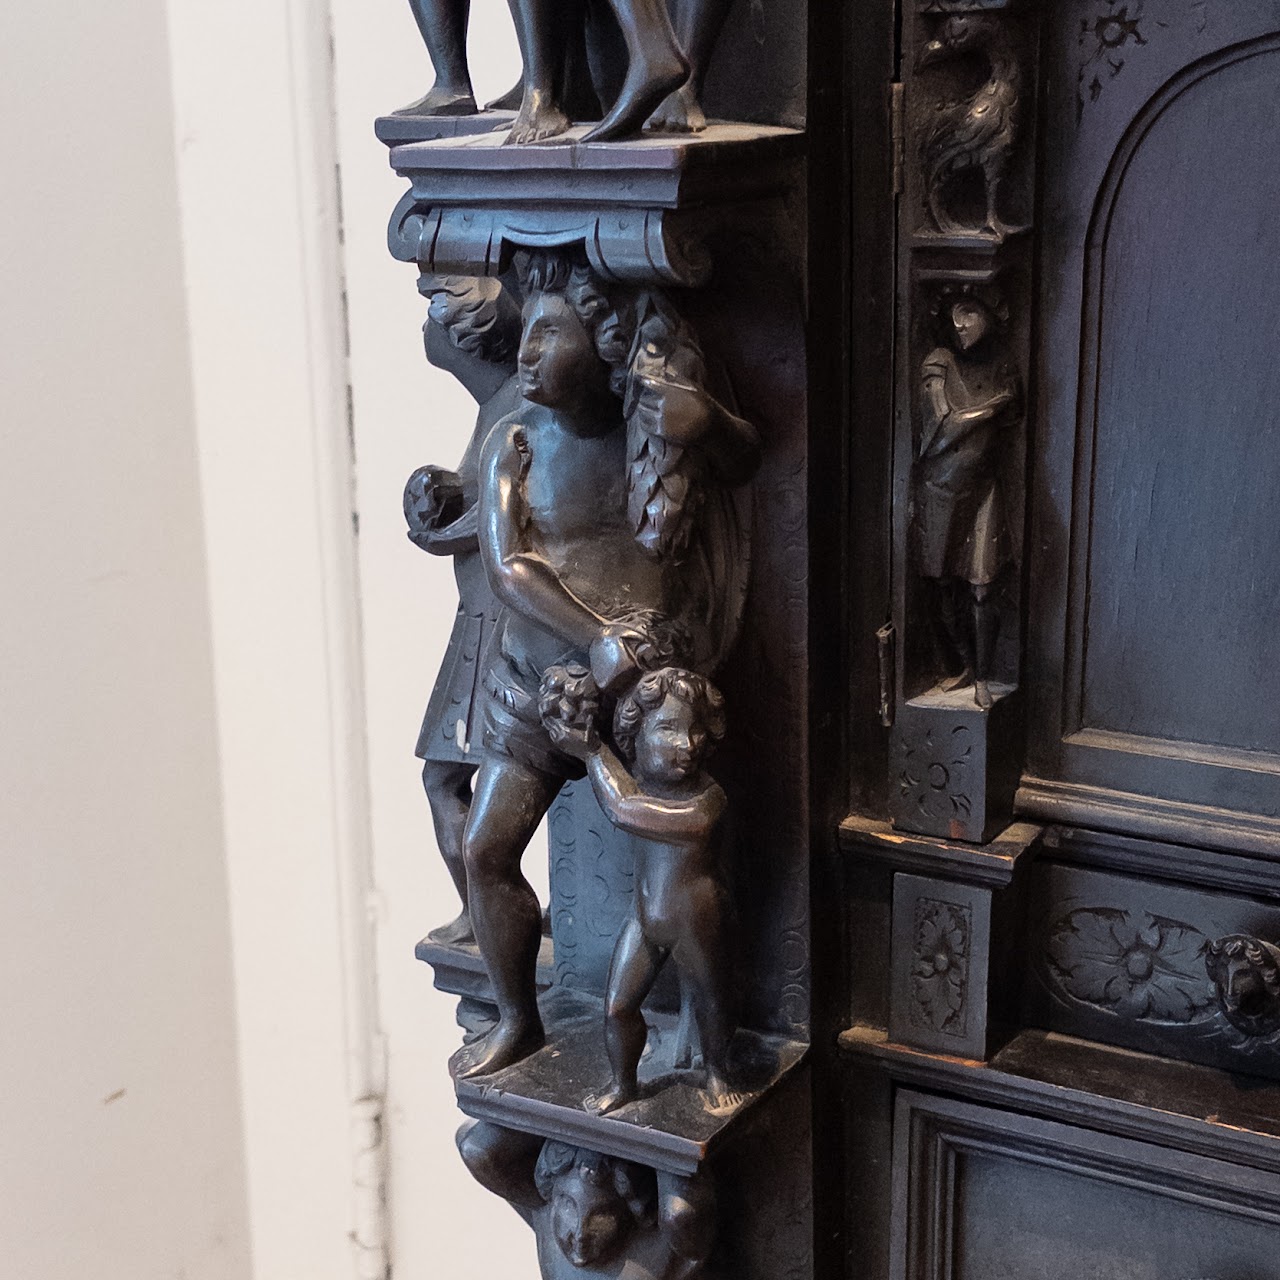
914;346;1015;586
416;534;502;766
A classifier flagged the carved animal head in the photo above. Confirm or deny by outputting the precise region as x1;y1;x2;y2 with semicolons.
534;1142;656;1268
1205;935;1280;1037
918;14;997;68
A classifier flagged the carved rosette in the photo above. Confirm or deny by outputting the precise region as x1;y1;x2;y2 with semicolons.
910;898;972;1036
895;723;976;828
1044;907;1217;1025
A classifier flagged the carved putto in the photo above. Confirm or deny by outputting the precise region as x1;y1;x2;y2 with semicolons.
918;13;1022;239
542;663;744;1115
913;285;1021;709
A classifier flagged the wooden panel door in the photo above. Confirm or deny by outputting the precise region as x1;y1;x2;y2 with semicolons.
1019;2;1280;857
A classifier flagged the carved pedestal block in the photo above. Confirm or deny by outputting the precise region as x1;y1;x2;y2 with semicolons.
842;815;1041;1061
889;685;1021;843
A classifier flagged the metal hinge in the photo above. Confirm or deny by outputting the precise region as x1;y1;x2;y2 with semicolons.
890;82;906;197
877;622;896;728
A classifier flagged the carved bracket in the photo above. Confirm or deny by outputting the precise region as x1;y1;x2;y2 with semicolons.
385;126;803;288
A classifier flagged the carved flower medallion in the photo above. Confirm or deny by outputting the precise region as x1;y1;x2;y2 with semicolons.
910;899;972;1036
1045;907;1216;1025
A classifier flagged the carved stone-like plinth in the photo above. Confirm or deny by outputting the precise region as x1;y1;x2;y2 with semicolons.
374;108;517;147
889;684;1021;843
385;123;804;287
452;987;807;1176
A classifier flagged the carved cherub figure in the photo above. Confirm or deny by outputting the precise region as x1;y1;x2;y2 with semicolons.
914;288;1021;709
542;664;744;1116
1205;934;1280;1038
459;1121;715;1279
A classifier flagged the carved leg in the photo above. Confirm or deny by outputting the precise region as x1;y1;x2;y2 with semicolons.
972;580;1000;710
588;918;667;1115
673;881;743;1115
931;576;974;691
982;162;1018;241
453;758;560;1078
505;0;575;143
422;759;477;945
397;0;479;117
581;0;689;142
648;0;733;132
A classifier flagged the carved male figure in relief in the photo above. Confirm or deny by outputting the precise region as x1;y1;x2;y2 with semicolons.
404;276;521;943
452;250;758;1080
459;1121;715;1279
914;288;1020;709
541;663;743;1114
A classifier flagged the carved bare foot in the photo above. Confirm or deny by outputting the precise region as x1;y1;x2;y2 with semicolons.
453;1017;545;1079
394;84;479;118
581;51;689;143
585;1080;638;1116
486;79;524;112
647;83;707;134
505;89;571;145
974;679;993;710
429;910;476;947
703;1071;747;1117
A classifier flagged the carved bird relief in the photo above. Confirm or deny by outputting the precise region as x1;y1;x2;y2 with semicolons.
918;14;1022;240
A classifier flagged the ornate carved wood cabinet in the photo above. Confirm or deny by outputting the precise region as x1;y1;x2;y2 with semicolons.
371;0;1280;1274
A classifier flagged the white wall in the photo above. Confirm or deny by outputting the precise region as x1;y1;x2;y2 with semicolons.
0;3;252;1278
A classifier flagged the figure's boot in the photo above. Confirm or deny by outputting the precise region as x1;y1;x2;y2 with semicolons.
973;588;1001;711
397;0;479;116
935;578;974;692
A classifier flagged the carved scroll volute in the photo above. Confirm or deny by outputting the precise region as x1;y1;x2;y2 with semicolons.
1206;934;1280;1038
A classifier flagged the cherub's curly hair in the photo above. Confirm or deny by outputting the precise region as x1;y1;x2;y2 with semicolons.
519;250;635;398
534;1142;655;1225
613;667;726;764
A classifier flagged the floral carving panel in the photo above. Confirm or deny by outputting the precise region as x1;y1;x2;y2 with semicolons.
910;899;972;1037
1045;907;1217;1025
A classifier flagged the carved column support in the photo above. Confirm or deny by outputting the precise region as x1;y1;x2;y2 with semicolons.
887;0;1041;844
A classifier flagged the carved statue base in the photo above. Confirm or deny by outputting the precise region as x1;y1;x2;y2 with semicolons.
374;108;517;147
889;683;1021;843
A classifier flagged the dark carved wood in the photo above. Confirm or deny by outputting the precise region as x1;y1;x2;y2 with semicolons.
364;0;1280;1273
376;13;818;1271
888;0;1039;845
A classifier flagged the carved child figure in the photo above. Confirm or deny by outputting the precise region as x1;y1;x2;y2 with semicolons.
542;664;744;1115
914;288;1021;709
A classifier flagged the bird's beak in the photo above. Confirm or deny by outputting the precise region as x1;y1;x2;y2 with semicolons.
917;39;946;69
